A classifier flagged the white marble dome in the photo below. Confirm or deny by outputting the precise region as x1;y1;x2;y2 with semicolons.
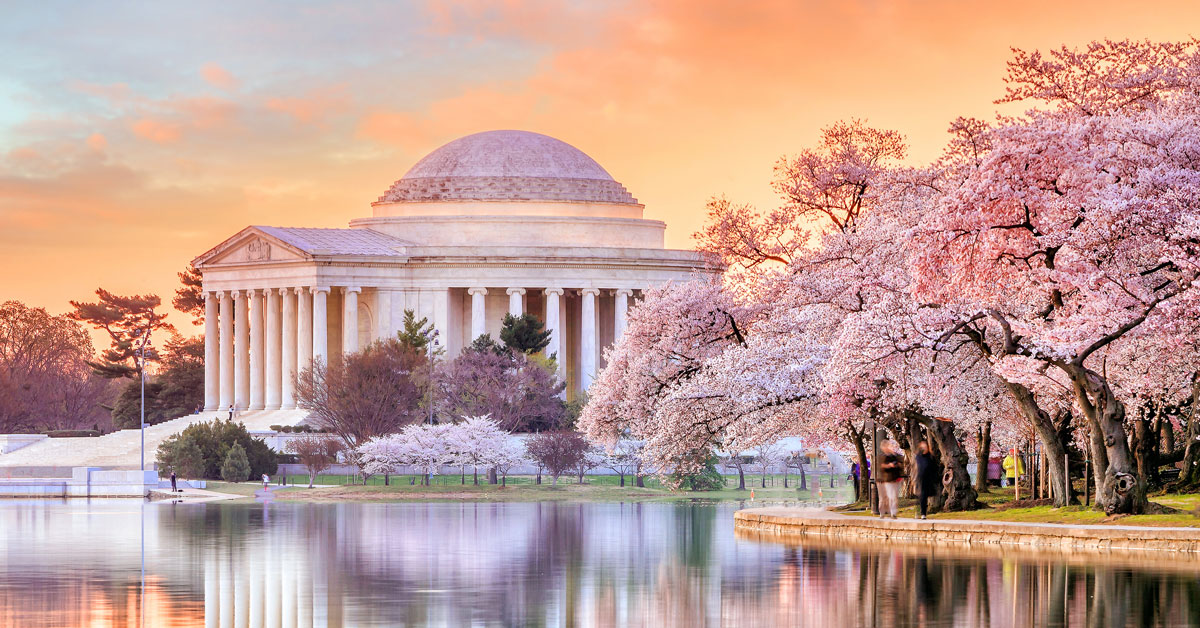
377;130;638;205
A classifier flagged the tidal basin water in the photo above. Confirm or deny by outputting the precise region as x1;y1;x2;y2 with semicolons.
2;500;1199;627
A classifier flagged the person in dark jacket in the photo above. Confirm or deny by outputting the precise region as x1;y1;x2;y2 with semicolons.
915;441;938;519
878;441;904;518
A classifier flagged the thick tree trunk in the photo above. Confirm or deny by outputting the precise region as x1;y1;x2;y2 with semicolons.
618;473;625;487
1133;418;1152;487
737;467;745;490
1002;380;1073;507
1182;380;1200;486
913;413;978;511
1160;416;1175;456
799;465;807;491
636;473;645;488
1069;366;1146;515
975;419;992;494
848;423;870;502
891;414;917;498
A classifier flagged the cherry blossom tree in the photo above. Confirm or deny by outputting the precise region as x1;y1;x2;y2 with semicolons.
358;423;455;486
488;436;527;487
447;415;507;485
913;39;1200;513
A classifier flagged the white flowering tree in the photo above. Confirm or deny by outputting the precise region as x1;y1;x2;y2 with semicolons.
445;415;508;485
489;436;527;487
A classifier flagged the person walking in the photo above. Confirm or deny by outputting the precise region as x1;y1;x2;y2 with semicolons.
170;471;177;493
262;473;270;489
1002;448;1023;489
228;403;234;420
914;441;937;519
877;440;904;519
850;462;861;502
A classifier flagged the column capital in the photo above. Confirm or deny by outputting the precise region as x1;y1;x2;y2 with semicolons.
506;287;526;296
276;287;290;296
292;286;305;295
614;288;634;297
343;286;362;295
467;287;488;296
311;286;330;295
543;287;565;297
579;288;601;297
230;290;243;299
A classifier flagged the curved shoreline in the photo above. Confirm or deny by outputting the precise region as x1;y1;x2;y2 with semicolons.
734;507;1200;556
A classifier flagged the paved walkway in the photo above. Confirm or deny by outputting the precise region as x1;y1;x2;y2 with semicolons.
148;486;241;503
254;485;286;502
734;507;1200;554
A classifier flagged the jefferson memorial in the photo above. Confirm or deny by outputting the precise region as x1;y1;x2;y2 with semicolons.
194;130;716;413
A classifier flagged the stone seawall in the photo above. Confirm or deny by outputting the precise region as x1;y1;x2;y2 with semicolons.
734;507;1200;556
0;467;158;498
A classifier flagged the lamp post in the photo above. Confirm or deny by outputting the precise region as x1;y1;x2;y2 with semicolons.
424;328;439;426
423;328;439;486
136;326;152;472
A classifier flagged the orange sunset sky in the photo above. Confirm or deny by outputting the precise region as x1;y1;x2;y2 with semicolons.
2;0;1198;333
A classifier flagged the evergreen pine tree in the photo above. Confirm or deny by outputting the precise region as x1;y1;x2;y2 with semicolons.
467;333;506;356
500;313;551;354
221;442;251;482
396;309;442;355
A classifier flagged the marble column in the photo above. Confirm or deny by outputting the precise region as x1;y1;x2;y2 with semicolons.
204;292;219;410
433;288;449;350
265;289;282;410
220;552;234;628
204;552;218;628
375;289;393;342
614;289;633;343
281;288;297;410
507;287;525;317
312;288;329;366
342;287;360;354
580;288;600;391
249;289;265;411
544;288;564;373
234;290;250;410
297;288;313;372
219;291;234;411
468;287;487;340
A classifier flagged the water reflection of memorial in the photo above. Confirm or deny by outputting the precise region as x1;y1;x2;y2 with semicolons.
4;500;1200;627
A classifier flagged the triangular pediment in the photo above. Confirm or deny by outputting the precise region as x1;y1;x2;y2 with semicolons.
193;227;308;267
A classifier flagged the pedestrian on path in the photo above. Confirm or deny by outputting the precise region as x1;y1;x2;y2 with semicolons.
262;473;269;488
878;440;904;519
228;404;234;420
170;471;177;493
850;462;861;502
914;441;937;519
1002;449;1023;488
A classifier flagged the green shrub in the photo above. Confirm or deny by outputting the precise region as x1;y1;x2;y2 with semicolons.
672;453;725;491
221;443;251;482
157;418;277;480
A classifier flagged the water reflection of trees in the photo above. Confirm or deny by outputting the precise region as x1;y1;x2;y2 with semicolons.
731;532;1200;628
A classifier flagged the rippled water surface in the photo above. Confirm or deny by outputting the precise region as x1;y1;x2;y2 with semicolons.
1;499;1198;627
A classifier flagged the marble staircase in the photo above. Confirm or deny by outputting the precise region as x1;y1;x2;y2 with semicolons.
0;409;309;470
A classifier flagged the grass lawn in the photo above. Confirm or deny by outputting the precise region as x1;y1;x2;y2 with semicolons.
208;473;855;504
841;485;1200;527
